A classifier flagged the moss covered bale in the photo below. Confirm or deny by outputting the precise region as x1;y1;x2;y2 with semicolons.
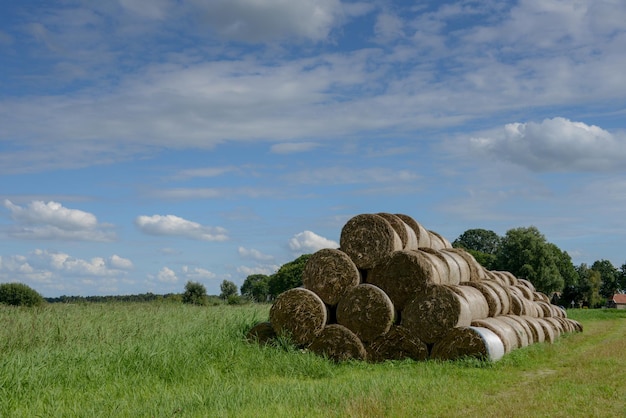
309;324;367;362
269;288;328;346
302;248;361;306
336;283;395;343
366;325;429;362
431;326;505;362
340;214;403;269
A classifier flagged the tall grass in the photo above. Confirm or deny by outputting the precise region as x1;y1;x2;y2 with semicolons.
1;304;624;417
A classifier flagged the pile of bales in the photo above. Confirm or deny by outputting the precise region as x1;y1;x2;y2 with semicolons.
247;213;582;362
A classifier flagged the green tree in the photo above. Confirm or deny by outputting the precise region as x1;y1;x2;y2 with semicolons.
0;282;45;307
182;281;208;306
591;259;619;299
453;229;501;270
619;263;626;292
576;264;603;308
240;274;270;302
219;280;238;300
268;254;311;299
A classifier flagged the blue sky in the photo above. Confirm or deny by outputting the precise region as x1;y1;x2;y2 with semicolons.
1;0;626;297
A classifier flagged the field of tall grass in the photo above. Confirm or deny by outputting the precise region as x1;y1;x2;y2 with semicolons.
1;302;624;417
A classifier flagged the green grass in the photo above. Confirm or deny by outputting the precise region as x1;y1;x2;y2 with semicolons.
1;304;624;417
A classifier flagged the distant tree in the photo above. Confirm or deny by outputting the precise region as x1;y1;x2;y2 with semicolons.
268;254;312;299
576;264;603;308
0;282;45;307
240;274;270;302
453;228;501;254
219;280;238;300
591;259;619;299
619;263;626;293
182;281;208;306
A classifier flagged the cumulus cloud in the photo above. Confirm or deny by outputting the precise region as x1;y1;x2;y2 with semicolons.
238;246;274;261
469;117;626;172
288;231;338;253
135;214;228;241
181;265;216;280
156;266;178;283
236;264;279;276
2;200;115;241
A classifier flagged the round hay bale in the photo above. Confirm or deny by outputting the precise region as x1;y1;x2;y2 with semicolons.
269;288;328;346
340;214;403;269
437;250;464;285
366;325;429;362
533;291;551;303
552;305;567;318
513;284;535;301
471;318;518;353
517;278;536;292
449;284;490;320
485;270;507;285
419;248;451;285
500;271;519;286
496;316;531;348
309;324;367;362
509;293;527;316
376;213;410;249
519;316;546;344
302;248;361;306
395;214;431;248
431;326;505;362
368;250;437;311
554;316;574;333
525;301;541;318
505;315;539;344
444;248;484;282
535;301;554;317
462;281;502;317
542;316;564;336
428;230;450;250
246;322;277;345
481;280;512;315
336;284;395;343
565;318;583;333
534;318;556;343
402;284;472;344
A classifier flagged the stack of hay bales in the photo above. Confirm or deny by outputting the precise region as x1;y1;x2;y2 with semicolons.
249;213;582;362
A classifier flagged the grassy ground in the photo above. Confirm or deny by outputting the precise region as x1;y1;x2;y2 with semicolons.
1;303;624;417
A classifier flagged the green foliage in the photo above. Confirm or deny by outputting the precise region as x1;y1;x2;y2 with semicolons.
452;228;501;254
182;281;208;306
0;282;45;307
592;259;619;299
240;274;270;302
267;254;311;299
219;280;238;300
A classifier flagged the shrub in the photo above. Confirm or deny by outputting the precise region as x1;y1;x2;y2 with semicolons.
0;282;45;307
182;281;208;306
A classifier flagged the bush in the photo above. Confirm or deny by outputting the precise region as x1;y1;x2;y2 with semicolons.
0;282;45;307
182;281;208;306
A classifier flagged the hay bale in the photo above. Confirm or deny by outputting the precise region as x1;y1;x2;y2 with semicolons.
366;325;429;362
566;318;583;333
309;324;367;362
481;280;512;315
504;315;540;344
513;284;535;301
402;284;472;344
554;316;575;333
445;248;484;282
302;248;361;306
551;305;567;318
438;250;465;285
485;270;507;285
449;284;490;320
246;322;277;345
533;291;550;303
500;271;519;286
269;288;328;346
376;213;410;249
519;316;546;344
535;318;557;343
496;316;531;348
509;292;529;316
462;281;502;317
471;317;519;353
517;278;536;292
431;326;505;362
336;284;395;343
340;214;403;269
542;316;564;335
428;230;450;250
419;248;451;285
368;250;437;311
535;301;554;317
395;214;431;248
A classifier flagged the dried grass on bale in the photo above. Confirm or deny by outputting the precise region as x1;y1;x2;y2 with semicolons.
336;283;395;343
340;214;403;269
366;325;428;362
554;316;576;333
437;250;464;285
368;250;437;311
509;293;527;316
471;318;519;353
376;213;410;249
443;248;480;282
542;316;565;335
462;282;502;317
489;271;512;286
419;248;451;285
513;284;535;301
519;316;546;344
551;305;567;318
535;318;556;343
535;301;554;317
499;271;519;286
449;285;490;320
246;322;277;345
496;315;531;348
395;214;432;248
517;278;536;292
269;288;328;346
533;291;550;303
309;324;367;362
481;280;512;315
427;230;449;250
302;248;361;306
402;284;472;344
431;326;505;362
566;318;583;333
504;315;539;344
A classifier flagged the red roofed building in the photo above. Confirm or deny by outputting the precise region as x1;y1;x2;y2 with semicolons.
610;294;626;309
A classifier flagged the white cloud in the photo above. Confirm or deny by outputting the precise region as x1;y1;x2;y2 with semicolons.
181;265;216;280
288;230;338;253
135;214;228;241
156;266;179;283
469;117;626;172
238;246;274;261
2;200;115;241
109;255;134;270
374;12;405;43
270;142;320;154
237;264;279;276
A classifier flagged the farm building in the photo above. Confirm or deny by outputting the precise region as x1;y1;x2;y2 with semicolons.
609;294;626;309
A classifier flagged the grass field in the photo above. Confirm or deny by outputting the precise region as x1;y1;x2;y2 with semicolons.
1;302;624;417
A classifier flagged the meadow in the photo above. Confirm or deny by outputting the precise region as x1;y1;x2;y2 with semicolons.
1;302;624;417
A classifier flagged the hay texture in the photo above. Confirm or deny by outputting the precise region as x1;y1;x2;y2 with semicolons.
471;317;519;353
462;281;502;317
366;325;429;362
496;315;531;348
427;230;450;250
446;248;486;282
302;248;361;306
395;214;431;248
269;288;327;346
309;324;367;362
376;213;411;250
246;322;277;345
340;214;403;269
449;284;490;320
431;326;505;362
481;280;512;315
441;249;472;283
336;283;395;343
419;248;451;285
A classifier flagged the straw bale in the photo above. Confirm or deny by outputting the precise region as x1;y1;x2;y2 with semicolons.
366;325;429;362
481;280;512;315
449;284;490;320
419;248;451;285
541;317;564;336
554;317;574;333
519;316;546;343
462;281;502;317
534;318;556;343
504;315;539;344
509;293;527;316
551;305;567;318
246;322;276;345
471;318;518;353
376;213;409;249
496;316;531;348
309;324;367;362
431;326;505;362
485;270;507;285
533;291;550;303
427;230;449;250
302;248;361;306
402;284;472;344
445;248;485;282
565;318;583;333
535;301;554;317
513;284;535;301
269;288;328;346
525;301;541;318
336;284;395;343
340;214;403;269
368;250;437;311
517;278;536;292
395;214;431;248
438;250;464;285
